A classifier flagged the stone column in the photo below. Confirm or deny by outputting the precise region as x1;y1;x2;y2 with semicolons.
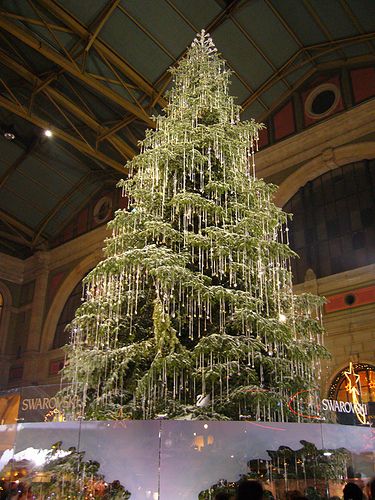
23;251;50;384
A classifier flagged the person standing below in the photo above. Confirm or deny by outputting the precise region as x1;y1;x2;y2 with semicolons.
366;478;375;499
343;482;363;500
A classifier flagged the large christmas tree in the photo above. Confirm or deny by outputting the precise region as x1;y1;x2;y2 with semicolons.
61;30;329;421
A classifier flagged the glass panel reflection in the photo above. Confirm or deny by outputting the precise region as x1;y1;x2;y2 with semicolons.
79;420;160;500
160;421;324;499
0;424;16;495
321;423;375;498
12;422;81;499
0;420;373;499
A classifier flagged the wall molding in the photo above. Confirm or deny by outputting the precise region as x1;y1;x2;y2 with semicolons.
256;98;375;180
275;141;375;207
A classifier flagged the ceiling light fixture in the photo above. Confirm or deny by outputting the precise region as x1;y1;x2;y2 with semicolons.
3;125;16;141
44;129;53;138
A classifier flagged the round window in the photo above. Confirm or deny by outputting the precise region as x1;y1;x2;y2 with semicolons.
93;195;113;224
305;83;340;119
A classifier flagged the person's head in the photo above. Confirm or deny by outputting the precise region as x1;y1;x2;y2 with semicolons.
237;479;263;500
343;482;363;500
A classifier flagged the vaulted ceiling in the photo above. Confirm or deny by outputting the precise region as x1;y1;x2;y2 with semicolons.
0;0;374;257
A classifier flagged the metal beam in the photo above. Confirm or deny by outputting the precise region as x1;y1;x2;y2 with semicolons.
0;209;36;239
303;0;347;60
32;172;93;245
0;15;155;128
302;32;375;51
256;67;316;122
36;0;167;107
0;94;126;172
95;47;148;120
230;16;291;91
152;0;246;101
85;0;120;52
118;4;175;60
339;0;375;55
0;137;39;189
0;11;73;33
255;54;375;122
0;230;33;247
241;32;375;112
97;115;134;143
0;48;136;160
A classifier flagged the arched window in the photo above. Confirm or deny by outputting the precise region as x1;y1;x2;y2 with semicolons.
285;159;375;283
330;363;375;405
53;279;84;349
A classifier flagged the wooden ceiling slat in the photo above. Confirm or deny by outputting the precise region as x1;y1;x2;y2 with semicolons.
95;47;148;120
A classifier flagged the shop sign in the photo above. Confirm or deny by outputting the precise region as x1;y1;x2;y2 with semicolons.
18;384;67;422
321;398;368;415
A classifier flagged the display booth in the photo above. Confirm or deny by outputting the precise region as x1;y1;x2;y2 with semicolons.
1;377;374;498
0;419;374;499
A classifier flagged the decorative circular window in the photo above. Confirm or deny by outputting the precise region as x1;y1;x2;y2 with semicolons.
344;293;356;306
329;363;375;404
93;195;112;225
305;83;340;119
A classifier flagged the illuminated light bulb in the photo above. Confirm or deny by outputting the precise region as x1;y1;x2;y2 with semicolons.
279;313;287;323
203;423;208;429
323;451;332;457
44;129;53;137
